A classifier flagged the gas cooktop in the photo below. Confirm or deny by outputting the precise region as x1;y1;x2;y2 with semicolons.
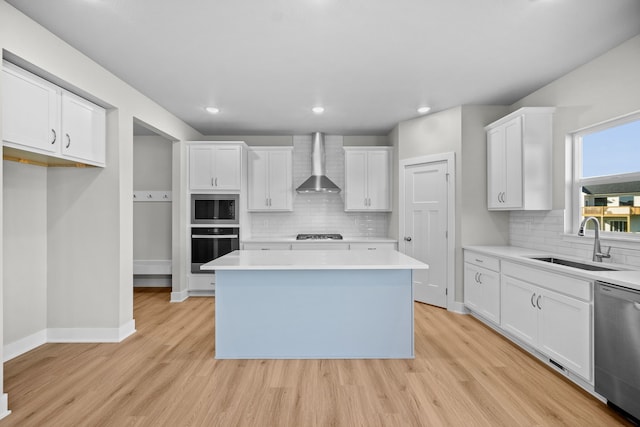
296;233;343;240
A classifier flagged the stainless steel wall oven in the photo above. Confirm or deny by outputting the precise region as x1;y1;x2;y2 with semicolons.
191;227;239;273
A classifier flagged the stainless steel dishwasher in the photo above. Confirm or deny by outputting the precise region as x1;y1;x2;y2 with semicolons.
595;281;640;421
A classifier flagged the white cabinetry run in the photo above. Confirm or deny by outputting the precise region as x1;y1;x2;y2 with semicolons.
248;147;293;211
2;61;106;167
189;143;242;191
485;107;554;210
343;147;392;211
500;261;592;381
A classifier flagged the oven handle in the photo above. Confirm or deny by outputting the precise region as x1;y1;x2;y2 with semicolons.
192;235;239;239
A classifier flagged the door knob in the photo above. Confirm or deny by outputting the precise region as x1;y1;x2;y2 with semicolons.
404;237;412;242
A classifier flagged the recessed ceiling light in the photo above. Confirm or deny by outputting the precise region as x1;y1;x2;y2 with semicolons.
205;106;220;114
417;106;431;114
312;106;325;114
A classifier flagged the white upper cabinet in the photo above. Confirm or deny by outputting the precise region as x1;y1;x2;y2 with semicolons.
248;147;293;211
486;107;554;210
60;91;106;165
2;61;106;167
343;147;392;211
189;143;242;191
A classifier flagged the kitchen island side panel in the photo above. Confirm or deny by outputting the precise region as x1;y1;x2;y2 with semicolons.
215;269;413;359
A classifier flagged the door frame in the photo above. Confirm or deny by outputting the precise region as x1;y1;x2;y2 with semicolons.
399;152;456;311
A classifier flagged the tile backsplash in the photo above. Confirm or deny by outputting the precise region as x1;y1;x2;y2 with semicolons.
248;135;389;239
510;210;640;268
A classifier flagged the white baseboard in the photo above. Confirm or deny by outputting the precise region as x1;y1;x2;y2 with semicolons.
447;301;468;314
170;289;189;303
3;329;47;362
48;320;137;343
0;394;10;420
3;321;137;361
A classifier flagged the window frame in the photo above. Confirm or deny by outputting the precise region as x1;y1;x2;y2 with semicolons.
568;111;640;238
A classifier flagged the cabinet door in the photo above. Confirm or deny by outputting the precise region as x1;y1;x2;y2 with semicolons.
189;146;215;190
367;151;391;210
247;150;270;210
267;150;292;210
538;289;591;380
464;263;483;313
478;267;500;325
213;145;241;190
487;126;505;209
502;116;523;208
61;91;106;166
2;66;60;154
501;276;538;348
344;150;368;210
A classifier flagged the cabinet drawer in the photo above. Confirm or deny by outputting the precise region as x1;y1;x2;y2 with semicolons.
291;243;350;250
189;274;216;291
349;242;397;251
243;243;291;250
464;251;500;272
502;261;592;301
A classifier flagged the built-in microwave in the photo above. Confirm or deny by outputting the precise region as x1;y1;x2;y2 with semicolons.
191;194;239;224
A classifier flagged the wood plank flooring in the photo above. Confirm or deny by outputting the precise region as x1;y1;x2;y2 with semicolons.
0;288;633;426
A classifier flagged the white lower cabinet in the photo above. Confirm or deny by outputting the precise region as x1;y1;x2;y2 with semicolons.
464;258;500;325
189;274;216;291
501;264;592;381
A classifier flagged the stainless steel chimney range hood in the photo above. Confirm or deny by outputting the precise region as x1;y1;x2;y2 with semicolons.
295;132;341;194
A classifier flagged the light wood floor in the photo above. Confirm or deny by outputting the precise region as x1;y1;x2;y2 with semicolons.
0;288;632;426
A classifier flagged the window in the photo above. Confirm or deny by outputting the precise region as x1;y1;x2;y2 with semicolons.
571;114;640;236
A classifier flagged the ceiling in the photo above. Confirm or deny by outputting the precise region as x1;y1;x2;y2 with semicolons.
6;0;640;136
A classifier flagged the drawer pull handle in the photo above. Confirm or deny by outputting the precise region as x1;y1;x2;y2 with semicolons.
537;295;542;310
475;259;483;263
531;293;537;308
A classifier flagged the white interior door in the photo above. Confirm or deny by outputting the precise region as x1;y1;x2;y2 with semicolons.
402;161;448;308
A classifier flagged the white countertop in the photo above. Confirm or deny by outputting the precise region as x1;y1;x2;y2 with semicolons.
242;237;397;244
465;245;640;292
201;249;428;271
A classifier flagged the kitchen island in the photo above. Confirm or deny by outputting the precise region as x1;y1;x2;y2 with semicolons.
201;250;428;359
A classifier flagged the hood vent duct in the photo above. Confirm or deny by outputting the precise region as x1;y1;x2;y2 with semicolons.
295;132;341;194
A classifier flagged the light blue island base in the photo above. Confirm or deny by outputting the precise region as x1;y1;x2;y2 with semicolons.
215;269;414;359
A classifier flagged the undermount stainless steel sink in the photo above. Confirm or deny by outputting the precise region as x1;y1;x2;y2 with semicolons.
529;256;617;271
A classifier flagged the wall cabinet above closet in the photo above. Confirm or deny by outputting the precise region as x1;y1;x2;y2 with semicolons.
2;61;106;167
485;107;555;211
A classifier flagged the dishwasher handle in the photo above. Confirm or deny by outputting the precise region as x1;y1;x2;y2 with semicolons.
597;281;640;305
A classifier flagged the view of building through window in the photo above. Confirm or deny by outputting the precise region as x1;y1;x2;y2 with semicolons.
579;119;640;233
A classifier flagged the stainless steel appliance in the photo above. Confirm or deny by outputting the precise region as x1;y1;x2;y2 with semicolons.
191;194;239;224
595;281;640;422
295;132;341;194
191;227;239;273
296;233;343;240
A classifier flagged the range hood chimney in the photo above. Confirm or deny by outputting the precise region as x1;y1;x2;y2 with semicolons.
295;132;341;194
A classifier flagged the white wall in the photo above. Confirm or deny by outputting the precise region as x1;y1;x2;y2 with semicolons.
393;106;510;301
2;161;47;348
509;35;640;255
513;34;640;210
247;135;389;239
133;135;172;261
0;0;202;410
